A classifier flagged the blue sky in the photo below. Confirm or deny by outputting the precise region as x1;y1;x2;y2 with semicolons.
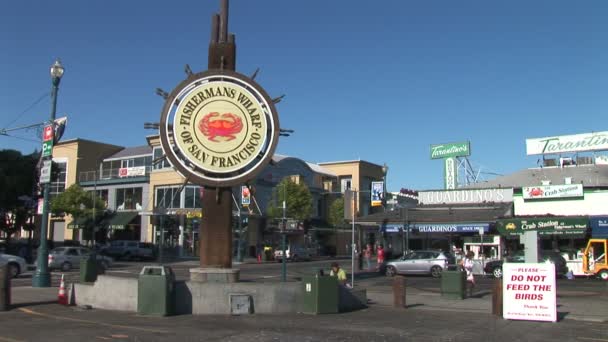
1;1;607;191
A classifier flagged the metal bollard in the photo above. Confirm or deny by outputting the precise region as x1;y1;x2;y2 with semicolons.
0;265;11;311
492;278;502;316
393;275;406;308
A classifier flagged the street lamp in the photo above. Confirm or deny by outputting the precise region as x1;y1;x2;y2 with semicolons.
33;58;64;287
381;163;388;248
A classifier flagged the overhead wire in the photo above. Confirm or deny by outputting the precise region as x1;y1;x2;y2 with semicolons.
2;91;50;129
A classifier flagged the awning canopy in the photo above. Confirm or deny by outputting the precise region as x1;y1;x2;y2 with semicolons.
104;211;139;230
67;216;91;229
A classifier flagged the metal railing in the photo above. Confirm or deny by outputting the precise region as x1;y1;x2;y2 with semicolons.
78;166;152;183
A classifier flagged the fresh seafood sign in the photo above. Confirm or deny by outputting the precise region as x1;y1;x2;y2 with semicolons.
522;184;583;200
173;78;269;174
430;141;470;159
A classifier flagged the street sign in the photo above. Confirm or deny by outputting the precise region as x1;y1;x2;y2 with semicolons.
42;140;53;157
479;227;485;235
43;125;54;142
40;160;52;183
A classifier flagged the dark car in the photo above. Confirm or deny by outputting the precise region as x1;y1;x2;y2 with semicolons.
484;250;568;278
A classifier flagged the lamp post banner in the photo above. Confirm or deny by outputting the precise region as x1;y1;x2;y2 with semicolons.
371;181;383;207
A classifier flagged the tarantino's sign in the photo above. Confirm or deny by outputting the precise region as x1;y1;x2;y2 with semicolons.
430;141;470;159
526;131;608;155
173;80;268;174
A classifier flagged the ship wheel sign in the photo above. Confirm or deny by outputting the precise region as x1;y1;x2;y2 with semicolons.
159;70;279;187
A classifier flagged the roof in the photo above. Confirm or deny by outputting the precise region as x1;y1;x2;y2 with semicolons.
357;203;513;224
465;165;608;189
317;159;383;168
273;154;337;177
106;145;153;160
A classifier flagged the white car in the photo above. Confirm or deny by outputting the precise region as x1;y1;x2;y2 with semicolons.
0;253;27;278
274;246;315;262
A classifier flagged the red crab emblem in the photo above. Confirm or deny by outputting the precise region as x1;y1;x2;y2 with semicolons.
528;188;543;197
198;112;243;142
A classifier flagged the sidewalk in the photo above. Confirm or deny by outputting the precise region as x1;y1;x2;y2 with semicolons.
365;285;608;322
9;282;607;323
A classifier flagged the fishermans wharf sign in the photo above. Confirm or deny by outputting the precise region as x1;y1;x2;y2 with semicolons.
526;131;608;155
430;141;470;159
159;70;279;187
418;188;513;205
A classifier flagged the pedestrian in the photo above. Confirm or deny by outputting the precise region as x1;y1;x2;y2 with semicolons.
330;261;348;286
363;244;372;270
460;251;476;297
376;244;385;271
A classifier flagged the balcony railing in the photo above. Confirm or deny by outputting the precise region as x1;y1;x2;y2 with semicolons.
79;166;152;183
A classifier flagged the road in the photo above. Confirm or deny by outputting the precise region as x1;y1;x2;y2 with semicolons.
12;258;608;296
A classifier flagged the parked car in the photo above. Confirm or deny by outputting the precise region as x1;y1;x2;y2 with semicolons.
103;240;155;261
0;252;27;278
274;246;315;262
384;250;455;278
484;250;569;278
48;247;113;272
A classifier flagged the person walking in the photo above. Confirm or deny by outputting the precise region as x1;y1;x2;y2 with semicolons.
363;244;372;270
376;244;386;271
461;251;476;297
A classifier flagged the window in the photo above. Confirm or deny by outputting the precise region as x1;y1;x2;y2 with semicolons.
88;189;109;209
155;187;180;209
340;178;352;193
115;187;143;211
184;186;201;208
153;147;171;170
49;161;67;198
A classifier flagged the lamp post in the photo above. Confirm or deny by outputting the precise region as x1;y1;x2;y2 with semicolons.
33;59;64;287
381;163;388;248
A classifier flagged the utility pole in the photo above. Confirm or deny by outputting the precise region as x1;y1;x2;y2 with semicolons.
33;59;64;288
281;185;287;282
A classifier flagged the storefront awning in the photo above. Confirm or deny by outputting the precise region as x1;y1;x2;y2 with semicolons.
105;211;139;230
590;216;608;238
67;216;91;229
496;217;587;237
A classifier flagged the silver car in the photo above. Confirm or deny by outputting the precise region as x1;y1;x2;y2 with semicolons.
48;247;113;272
0;253;27;278
385;250;455;278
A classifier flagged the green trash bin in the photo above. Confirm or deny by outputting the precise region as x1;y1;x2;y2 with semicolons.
441;270;466;300
80;257;98;283
301;275;339;314
137;266;175;316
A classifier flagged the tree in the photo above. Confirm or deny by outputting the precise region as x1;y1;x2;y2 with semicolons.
0;149;38;241
50;184;106;241
328;197;346;228
266;178;313;224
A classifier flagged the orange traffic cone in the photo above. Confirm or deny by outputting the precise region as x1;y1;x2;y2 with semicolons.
58;274;68;305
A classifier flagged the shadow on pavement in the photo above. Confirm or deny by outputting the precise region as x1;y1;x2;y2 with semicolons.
10;300;58;309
